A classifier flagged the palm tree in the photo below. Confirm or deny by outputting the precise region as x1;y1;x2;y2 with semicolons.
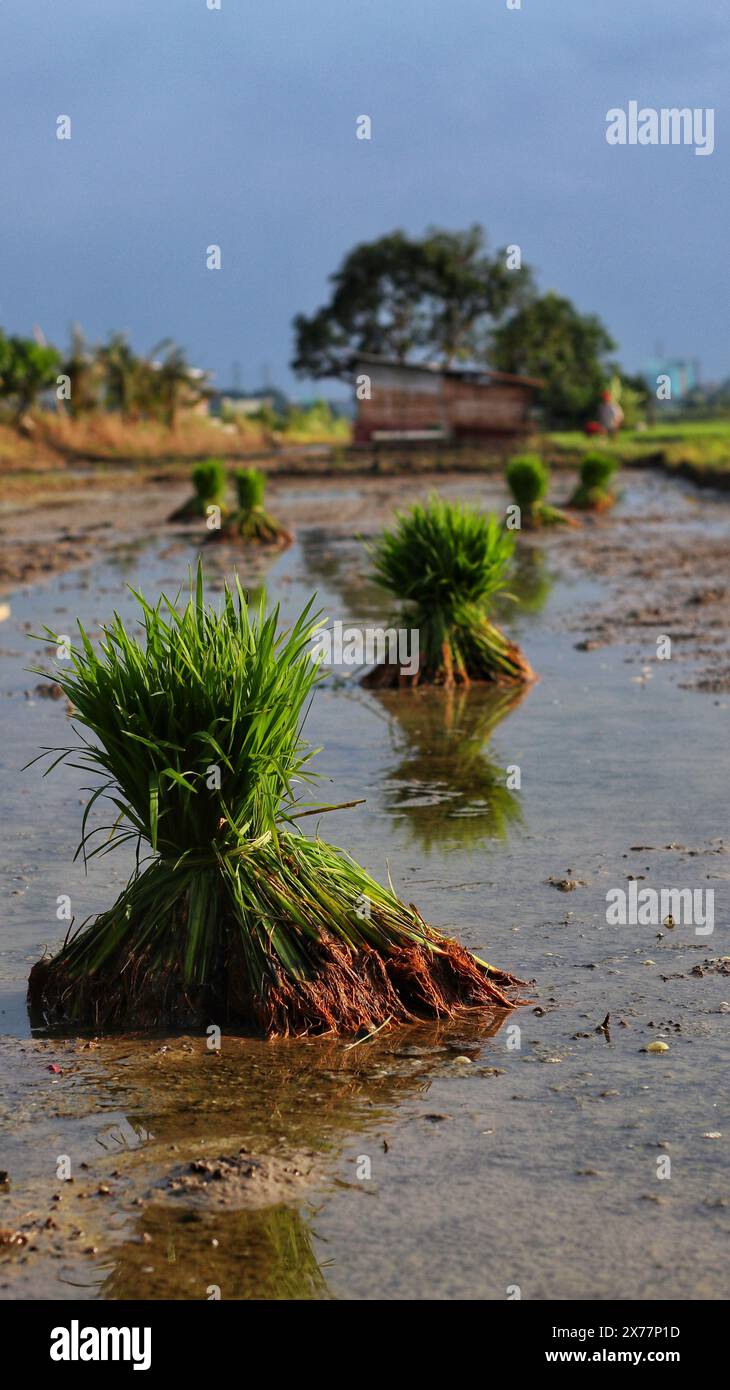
97;332;141;419
61;324;100;417
148;339;209;429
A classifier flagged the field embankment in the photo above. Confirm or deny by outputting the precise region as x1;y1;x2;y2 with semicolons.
4;416;730;497
547;421;730;488
0;412;350;470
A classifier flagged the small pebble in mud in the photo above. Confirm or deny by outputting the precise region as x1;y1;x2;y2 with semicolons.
452;1056;472;1065
645;1041;669;1053
703;1132;722;1140
0;1230;28;1247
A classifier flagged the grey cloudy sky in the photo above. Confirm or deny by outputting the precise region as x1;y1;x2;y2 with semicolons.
0;0;727;396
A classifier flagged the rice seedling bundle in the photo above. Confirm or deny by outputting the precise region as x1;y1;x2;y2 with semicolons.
28;566;523;1033
211;468;292;547
506;454;575;528
568;452;618;511
364;495;535;688
169;458;228;522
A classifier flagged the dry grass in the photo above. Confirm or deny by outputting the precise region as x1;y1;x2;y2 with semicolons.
0;410;352;470
38;413;270;461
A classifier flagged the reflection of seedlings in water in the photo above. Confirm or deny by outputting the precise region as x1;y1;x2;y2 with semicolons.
108;536;157;576
202;538;275;595
298;527;384;621
493;546;554;621
100;1201;330;1301
374;685;526;851
79;1020;509;1300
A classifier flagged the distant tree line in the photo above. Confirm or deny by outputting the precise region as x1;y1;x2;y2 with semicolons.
292;225;647;429
0;326;208;428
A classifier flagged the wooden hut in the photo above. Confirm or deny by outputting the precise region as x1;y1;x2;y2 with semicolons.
351;354;541;445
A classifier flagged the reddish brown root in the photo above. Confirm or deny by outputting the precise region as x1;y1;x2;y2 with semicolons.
28;933;529;1038
361;639;535;691
205;514;293;548
502;640;537;686
567;491;615;513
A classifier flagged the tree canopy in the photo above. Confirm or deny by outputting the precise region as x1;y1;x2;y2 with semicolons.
0;332;61;423
292;226;533;379
491;292;617;427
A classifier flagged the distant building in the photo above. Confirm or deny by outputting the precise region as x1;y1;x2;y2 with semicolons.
350;354;542;445
209;387;288;418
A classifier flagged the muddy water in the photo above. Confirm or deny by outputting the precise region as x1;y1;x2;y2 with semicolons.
1;472;728;1300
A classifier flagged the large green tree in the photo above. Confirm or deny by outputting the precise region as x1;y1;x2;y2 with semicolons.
492;292;616;428
292;226;533;379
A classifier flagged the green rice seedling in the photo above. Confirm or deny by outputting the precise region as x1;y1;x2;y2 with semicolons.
169;458;228;522
506;454;575;529
568;452;618;510
364;495;535;688
210;468;292;547
27;564;524;1033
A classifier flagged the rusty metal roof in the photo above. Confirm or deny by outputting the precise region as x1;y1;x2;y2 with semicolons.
350;352;543;389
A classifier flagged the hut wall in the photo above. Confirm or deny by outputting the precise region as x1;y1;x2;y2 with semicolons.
443;379;532;436
354;365;447;442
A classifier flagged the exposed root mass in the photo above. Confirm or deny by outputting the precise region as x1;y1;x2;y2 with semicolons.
207;507;292;548
362;620;535;689
29;912;526;1036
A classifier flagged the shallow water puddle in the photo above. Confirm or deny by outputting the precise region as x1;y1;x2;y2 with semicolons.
1;474;729;1298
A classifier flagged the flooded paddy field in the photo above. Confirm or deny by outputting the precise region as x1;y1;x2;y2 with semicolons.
1;468;728;1300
